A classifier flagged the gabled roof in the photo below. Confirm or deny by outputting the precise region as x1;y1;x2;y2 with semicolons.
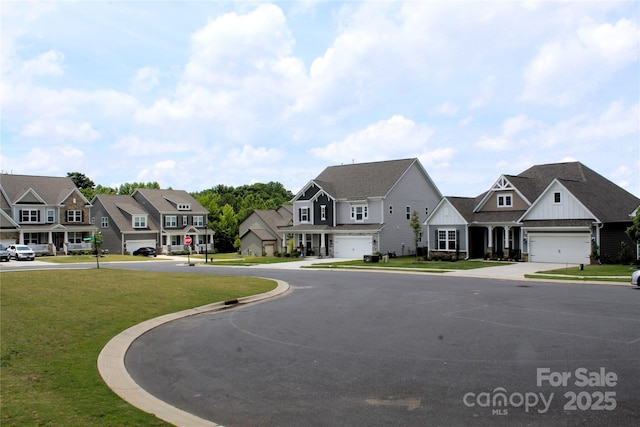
93;194;159;233
0;174;89;205
242;207;292;240
431;162;639;226
311;158;425;200
132;188;208;214
518;162;639;223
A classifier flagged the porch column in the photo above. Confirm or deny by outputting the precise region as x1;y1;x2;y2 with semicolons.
19;230;24;244
320;232;326;256
282;233;288;254
504;226;510;254
487;226;493;257
48;231;53;244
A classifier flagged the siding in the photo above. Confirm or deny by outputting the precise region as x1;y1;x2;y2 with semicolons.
381;163;441;254
599;222;635;263
525;182;593;220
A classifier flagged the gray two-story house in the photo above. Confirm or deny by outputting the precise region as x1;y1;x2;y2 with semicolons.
131;188;211;254
91;194;161;255
280;158;442;258
0;174;97;254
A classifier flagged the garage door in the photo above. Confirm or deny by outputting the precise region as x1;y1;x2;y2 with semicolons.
334;236;372;258
126;240;157;254
528;233;590;264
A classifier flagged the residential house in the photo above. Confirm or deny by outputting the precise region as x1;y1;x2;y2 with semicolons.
0;173;97;254
131;188;212;254
91;194;161;255
239;205;293;256
280;158;442;258
425;162;640;264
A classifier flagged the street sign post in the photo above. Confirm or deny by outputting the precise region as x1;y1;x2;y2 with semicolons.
185;236;192;265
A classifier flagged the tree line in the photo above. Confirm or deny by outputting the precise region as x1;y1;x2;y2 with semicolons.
67;172;293;253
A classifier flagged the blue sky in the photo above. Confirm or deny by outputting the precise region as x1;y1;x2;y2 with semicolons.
1;1;638;197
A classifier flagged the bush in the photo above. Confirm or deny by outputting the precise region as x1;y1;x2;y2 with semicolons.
618;244;634;265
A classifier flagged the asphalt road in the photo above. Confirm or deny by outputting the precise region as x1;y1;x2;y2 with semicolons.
119;265;640;427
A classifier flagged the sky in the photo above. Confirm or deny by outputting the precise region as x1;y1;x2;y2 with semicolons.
1;0;639;198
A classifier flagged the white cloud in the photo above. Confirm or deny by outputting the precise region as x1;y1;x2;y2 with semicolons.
19;49;65;78
111;135;195;157
20;120;99;142
310;115;434;162
430;102;459;117
522;18;639;106
130;67;159;93
475;135;510;151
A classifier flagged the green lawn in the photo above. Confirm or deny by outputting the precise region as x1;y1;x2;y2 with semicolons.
206;255;311;266
0;269;275;426
527;263;638;283
307;256;512;271
37;254;160;263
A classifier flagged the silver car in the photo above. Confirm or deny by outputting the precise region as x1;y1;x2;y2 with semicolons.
0;244;9;262
7;245;35;261
632;269;640;287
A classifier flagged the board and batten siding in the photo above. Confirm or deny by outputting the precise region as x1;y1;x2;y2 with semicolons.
525;182;594;220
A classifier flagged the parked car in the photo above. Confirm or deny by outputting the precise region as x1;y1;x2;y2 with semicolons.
632;269;640;287
133;247;157;257
7;245;35;261
0;244;10;262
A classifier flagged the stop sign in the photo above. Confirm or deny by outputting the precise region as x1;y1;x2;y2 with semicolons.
184;236;192;245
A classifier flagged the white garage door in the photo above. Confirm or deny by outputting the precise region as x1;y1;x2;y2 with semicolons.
126;240;157;254
528;233;590;264
334;236;372;258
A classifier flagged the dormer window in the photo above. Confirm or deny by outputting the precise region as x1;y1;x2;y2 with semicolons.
497;194;513;208
133;215;147;228
177;204;191;211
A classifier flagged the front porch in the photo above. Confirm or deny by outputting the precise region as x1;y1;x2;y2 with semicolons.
469;225;524;261
19;227;96;255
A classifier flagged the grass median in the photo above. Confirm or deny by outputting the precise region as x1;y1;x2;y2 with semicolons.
305;257;511;271
0;269;276;426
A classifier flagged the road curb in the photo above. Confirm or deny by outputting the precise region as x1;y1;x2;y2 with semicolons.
97;278;289;427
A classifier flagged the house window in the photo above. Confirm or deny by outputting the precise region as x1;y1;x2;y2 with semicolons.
194;216;204;227
24;233;39;244
68;232;83;244
497;194;513;207
165;215;177;227
299;207;309;222
406;206;411;220
133;215;147;228
177;204;191;211
46;209;55;223
67;210;82;222
20;209;40;223
351;204;368;222
389;206;393;215
101;217;109;228
425;207;429;216
554;192;562;203
183;215;188;226
320;205;326;221
437;229;457;251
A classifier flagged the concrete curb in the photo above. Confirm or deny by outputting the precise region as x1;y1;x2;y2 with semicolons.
97;278;290;427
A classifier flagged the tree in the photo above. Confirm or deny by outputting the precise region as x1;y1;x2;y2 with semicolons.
626;208;640;244
409;210;422;259
67;172;95;200
118;181;160;195
626;208;640;261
